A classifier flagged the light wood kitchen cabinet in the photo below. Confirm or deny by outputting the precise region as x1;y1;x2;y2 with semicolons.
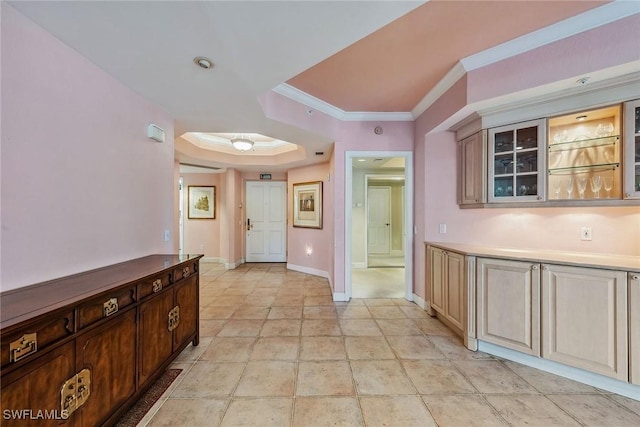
459;130;487;205
488;119;546;203
541;264;628;381
477;258;540;356
427;246;465;333
630;272;640;385
623;99;640;199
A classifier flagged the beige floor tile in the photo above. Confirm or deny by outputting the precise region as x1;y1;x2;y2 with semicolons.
300;336;346;360
363;298;397;306
235;361;296;397
199;320;226;336
242;295;275;306
293;397;363;427
429;335;493;360
402;359;476;394
303;306;338;319
200;306;236;320
486;395;581;427
386;335;445;359
296;361;355;396
171;362;244;398
368;306;407;319
174;338;213;362
413;317;457;336
220;398;292;427
345;336;395;360
200;337;256;362
360;396;436;427
304;286;332;296
376;319;424;335
231;306;270;319
337;305;372;319
217;319;264;337
260;319;302;336
304;295;336;306
339;319;382;336
267;306;302;319
548;394;640;426
351;360;417;395
504;361;599;394
454;360;538;394
147;398;227;427
301;319;342;336
250;287;280;296
221;287;254;296
204;295;247;307
272;295;305;306
609;394;640;416
398;305;430;318
423;395;508;427
250;337;299;360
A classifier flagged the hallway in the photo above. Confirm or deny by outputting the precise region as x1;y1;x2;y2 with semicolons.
140;263;640;426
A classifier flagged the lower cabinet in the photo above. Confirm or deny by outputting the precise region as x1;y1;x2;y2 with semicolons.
428;246;465;332
477;258;540;356
541;264;628;381
630;272;640;385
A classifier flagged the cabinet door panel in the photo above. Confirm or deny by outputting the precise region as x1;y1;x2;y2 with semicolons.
138;291;174;387
1;342;76;427
478;258;540;356
460;131;486;205
173;276;198;350
631;273;640;385
75;310;136;427
428;247;445;314
542;265;627;381
445;252;465;330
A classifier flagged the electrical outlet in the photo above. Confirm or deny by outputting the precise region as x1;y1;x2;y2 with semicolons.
580;227;592;241
163;230;170;241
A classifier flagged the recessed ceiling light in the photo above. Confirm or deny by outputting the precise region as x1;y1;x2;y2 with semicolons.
576;115;588;121
193;56;213;70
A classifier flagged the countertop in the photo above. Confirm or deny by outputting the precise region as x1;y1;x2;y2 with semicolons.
425;242;640;272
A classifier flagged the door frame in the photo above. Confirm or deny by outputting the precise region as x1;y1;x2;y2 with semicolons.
345;151;414;301
244;180;287;263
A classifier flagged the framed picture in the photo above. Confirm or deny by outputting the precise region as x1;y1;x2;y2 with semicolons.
293;181;322;229
188;186;215;219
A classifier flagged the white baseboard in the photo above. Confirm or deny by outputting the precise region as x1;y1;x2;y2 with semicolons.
412;293;427;310
286;263;329;279
478;341;640;401
352;262;366;269
332;292;349;302
201;257;224;263
225;259;244;270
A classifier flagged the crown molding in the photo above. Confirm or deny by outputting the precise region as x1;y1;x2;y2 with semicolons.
462;1;639;72
272;84;413;122
411;61;466;119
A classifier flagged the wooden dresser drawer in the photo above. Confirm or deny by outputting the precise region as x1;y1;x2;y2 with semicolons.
174;261;198;282
78;286;136;329
138;272;173;299
1;310;74;367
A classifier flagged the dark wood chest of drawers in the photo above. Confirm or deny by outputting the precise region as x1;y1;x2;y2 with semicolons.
1;254;202;426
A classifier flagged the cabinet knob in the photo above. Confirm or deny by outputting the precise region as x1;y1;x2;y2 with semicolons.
632;275;639;280
531;265;538;270
537;196;542;200
543;266;549;271
625;193;631;198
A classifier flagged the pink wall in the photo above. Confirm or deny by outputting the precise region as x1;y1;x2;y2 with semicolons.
181;173;222;258
1;4;175;291
287;163;332;273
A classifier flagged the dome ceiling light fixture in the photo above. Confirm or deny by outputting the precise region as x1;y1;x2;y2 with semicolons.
230;133;254;151
193;56;213;70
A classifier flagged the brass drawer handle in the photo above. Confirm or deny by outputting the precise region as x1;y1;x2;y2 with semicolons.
168;306;180;332
10;333;38;363
152;279;163;293
182;267;190;278
103;298;119;317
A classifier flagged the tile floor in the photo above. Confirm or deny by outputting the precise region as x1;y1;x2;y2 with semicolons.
140;263;640;426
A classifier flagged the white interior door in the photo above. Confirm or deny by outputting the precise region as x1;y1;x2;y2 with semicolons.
246;181;287;262
367;187;391;254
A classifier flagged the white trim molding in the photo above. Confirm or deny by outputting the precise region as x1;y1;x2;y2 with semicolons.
332;292;349;302
412;293;428;310
225;259;245;270
286;263;329;279
478;341;640;401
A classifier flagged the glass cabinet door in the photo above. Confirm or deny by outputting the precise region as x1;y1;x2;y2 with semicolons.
488;119;546;202
624;100;640;199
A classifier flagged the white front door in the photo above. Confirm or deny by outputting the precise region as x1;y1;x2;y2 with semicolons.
367;186;391;254
246;181;287;262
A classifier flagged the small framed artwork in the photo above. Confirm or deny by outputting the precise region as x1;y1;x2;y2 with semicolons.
293;181;322;229
188;186;215;219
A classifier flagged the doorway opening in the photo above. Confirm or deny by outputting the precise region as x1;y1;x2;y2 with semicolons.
345;152;413;300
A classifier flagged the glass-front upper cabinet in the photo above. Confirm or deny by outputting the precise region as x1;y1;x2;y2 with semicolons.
548;105;622;200
624;99;640;199
488;119;546;202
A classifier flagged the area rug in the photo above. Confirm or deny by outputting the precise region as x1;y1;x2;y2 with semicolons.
115;368;182;427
